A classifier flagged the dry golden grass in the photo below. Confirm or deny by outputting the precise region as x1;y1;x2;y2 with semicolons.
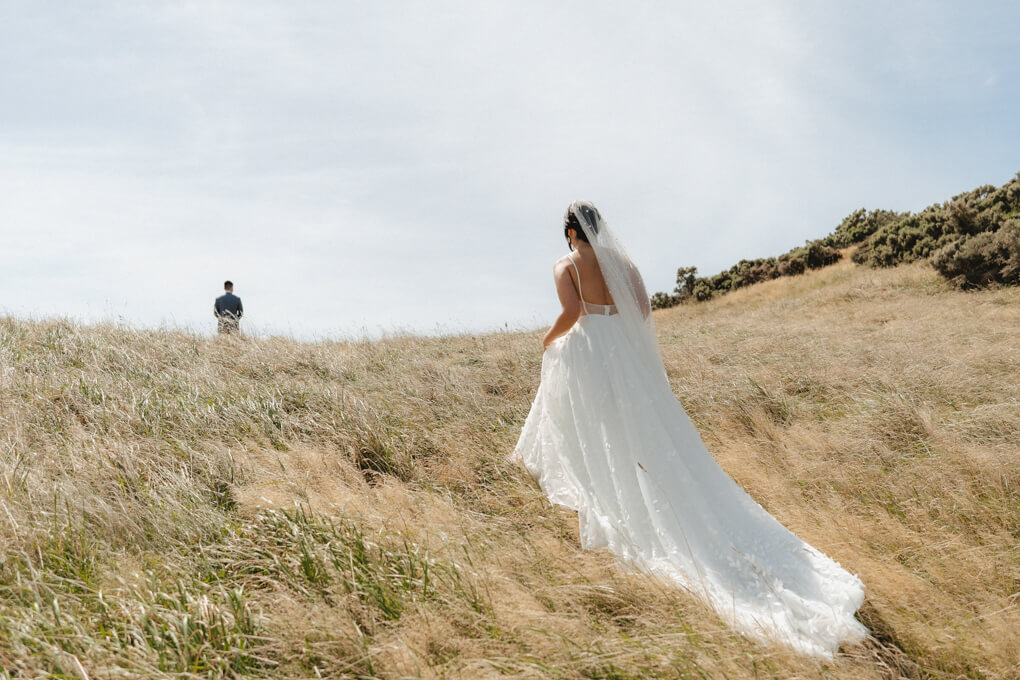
0;257;1016;678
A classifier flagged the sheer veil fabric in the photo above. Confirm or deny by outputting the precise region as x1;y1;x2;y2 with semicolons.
513;201;867;658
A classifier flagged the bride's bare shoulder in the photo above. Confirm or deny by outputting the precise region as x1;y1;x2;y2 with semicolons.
553;254;573;271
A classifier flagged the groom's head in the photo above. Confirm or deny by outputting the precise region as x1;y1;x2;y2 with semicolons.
224;280;233;292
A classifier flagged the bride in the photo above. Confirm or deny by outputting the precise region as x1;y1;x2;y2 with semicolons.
513;201;867;658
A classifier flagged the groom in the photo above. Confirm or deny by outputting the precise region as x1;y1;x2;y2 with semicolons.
214;280;243;334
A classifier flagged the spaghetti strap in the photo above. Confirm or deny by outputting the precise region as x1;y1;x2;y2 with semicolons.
569;258;585;304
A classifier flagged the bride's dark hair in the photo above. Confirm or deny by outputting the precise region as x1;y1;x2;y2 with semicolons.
564;203;599;251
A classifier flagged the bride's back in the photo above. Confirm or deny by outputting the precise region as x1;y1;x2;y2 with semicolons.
566;250;614;307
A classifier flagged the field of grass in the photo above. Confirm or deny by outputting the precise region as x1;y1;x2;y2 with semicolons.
0;257;1017;678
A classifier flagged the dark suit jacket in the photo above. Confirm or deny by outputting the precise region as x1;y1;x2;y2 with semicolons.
214;292;243;322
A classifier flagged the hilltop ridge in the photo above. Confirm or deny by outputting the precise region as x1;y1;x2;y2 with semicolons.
653;172;1020;308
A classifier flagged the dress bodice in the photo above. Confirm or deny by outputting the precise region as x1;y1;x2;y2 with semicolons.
581;300;618;316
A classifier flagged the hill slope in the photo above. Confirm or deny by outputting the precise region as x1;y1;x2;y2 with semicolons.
0;258;1017;679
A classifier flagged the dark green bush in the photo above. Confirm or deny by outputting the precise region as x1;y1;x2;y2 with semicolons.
802;242;841;269
777;254;805;277
852;173;1020;287
651;173;1019;309
931;219;1020;288
651;239;840;310
823;208;909;249
649;291;679;309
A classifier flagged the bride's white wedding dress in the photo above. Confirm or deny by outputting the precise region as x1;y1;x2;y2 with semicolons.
513;202;866;659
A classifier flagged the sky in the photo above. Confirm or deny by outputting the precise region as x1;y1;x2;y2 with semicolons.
2;1;1018;340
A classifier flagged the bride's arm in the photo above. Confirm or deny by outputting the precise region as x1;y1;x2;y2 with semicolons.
542;260;581;350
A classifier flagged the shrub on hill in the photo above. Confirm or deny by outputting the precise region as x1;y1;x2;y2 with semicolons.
651;239;841;310
930;218;1020;288
852;175;1020;288
821;208;909;249
652;173;1019;309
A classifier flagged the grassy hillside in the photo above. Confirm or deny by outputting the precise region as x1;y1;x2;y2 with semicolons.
0;258;1017;679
